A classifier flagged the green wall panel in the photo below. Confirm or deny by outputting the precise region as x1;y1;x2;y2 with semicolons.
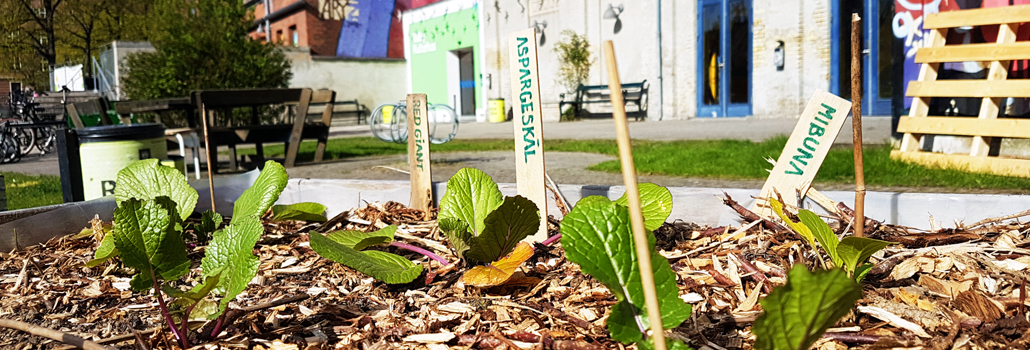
408;6;481;109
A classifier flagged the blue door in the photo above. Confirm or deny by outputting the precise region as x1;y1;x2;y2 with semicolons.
698;0;752;118
831;0;897;115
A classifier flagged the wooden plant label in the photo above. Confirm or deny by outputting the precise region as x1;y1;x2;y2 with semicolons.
753;91;852;216
508;28;548;243
406;93;432;215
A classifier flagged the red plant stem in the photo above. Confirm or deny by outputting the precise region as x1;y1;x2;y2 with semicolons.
153;279;189;349
541;233;561;246
731;253;772;294
180;301;199;339
210;315;225;339
390;241;450;266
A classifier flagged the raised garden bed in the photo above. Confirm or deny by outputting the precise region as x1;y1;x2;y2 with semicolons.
2;165;1030;349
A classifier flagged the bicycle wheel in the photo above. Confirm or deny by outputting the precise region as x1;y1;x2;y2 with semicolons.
14;127;34;155
0;132;21;163
33;125;56;154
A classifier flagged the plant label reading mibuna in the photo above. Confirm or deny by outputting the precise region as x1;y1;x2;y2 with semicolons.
753;91;852;216
508;28;548;242
406;93;432;214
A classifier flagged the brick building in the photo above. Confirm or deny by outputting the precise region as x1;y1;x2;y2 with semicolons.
247;0;344;56
247;0;443;58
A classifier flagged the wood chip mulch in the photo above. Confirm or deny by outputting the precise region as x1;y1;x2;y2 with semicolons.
2;197;1030;349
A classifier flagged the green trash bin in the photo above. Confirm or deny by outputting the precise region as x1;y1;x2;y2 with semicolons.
78;124;168;200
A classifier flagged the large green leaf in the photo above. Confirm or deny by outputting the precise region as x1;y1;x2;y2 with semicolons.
769;199;816;248
797;210;842;267
309;231;423;284
115;159;198;219
271;202;327;222
86;233;119;267
231;161;289;224
438;168;503;236
465;196;540;264
561;200;692;343
614;183;673;232
438;217;472;258
199;215;264;318
837;237;892;279
325;225;397;250
112;197;191;291
166;274;222;320
753;266;862;350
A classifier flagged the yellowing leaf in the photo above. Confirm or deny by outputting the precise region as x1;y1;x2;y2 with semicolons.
462;242;533;287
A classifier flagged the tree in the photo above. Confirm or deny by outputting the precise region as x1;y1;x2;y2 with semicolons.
58;0;153;83
0;0;64;89
553;30;593;121
122;0;292;104
553;30;593;94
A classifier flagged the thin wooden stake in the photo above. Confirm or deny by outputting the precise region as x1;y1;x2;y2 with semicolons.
603;40;667;350
200;104;216;213
851;13;865;238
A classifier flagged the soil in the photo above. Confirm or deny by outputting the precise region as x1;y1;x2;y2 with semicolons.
2;197;1030;349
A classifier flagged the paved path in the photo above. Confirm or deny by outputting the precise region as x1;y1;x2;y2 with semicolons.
0;116;896;179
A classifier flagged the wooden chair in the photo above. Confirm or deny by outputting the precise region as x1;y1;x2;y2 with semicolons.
192;88;334;174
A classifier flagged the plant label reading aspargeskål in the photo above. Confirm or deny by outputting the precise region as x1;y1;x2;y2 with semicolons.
508;28;548;243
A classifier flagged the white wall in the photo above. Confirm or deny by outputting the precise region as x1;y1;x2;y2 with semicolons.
285;47;408;109
482;0;835;120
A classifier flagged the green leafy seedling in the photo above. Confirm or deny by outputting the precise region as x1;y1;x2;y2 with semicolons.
271;202;327;222
561;194;690;346
769;198;891;282
193;210;223;243
438;168;540;263
753;265;863;350
94;159;288;348
309;225;424;284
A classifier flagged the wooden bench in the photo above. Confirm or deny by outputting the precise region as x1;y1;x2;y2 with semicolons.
192;88;335;174
559;80;648;121
331;99;369;125
66;97;121;128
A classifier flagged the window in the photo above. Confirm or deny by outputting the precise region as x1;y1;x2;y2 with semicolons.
289;25;298;47
277;30;283;43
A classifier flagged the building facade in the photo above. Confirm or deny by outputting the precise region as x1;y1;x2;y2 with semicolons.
402;0;483;120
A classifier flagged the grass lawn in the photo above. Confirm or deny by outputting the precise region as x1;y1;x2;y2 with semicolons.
1;172;63;210
6;135;1030;211
239;136;1030;191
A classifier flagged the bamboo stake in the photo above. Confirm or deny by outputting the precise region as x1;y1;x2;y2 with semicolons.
201;104;216;213
851;13;865;238
603;41;667;350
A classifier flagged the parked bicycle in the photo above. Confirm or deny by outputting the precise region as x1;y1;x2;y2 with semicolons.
0;120;23;164
8;92;60;156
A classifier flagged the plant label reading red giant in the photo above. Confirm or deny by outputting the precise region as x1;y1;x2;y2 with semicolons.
753;91;852;216
508;28;549;243
407;93;432;214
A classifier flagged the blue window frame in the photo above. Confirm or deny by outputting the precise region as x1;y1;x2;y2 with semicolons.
830;0;895;115
697;0;753;118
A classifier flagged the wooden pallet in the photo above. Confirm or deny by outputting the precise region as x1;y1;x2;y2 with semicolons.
893;5;1030;177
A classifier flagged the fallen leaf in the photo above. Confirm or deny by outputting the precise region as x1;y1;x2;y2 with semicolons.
462;242;534;287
